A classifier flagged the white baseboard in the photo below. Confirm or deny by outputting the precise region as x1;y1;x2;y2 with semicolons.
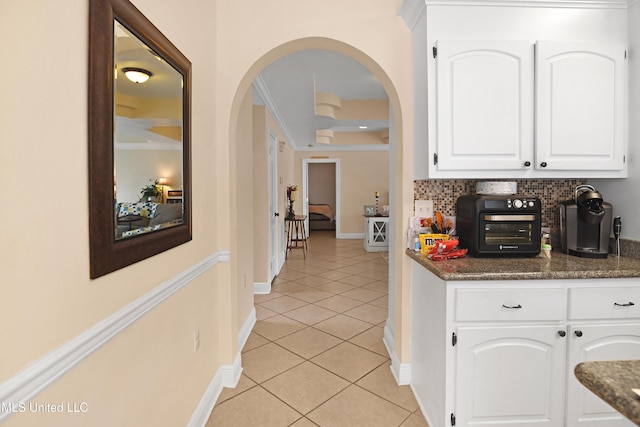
0;250;230;423
338;233;365;239
187;307;255;427
253;281;271;294
238;307;256;354
186;363;223;427
410;383;436;427
384;320;411;385
186;353;242;427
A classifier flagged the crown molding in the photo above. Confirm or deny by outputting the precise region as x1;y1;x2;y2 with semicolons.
425;0;627;8
399;0;427;29
297;144;390;152
252;75;297;148
400;0;629;12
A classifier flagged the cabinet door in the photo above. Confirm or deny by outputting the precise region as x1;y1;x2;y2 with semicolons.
364;217;388;251
368;218;388;246
455;326;565;426
566;324;640;427
435;40;534;171
536;41;626;171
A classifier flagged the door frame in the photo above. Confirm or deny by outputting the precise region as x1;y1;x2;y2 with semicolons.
268;129;279;282
302;158;340;237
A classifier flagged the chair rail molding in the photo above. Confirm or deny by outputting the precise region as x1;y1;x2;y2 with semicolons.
0;250;230;422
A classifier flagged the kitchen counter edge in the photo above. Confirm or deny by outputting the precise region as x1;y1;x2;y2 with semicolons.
406;249;640;281
574;360;640;426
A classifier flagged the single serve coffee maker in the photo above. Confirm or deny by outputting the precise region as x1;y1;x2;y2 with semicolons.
560;185;612;258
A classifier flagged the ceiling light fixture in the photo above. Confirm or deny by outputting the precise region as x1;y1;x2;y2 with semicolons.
359;126;368;129
122;67;152;84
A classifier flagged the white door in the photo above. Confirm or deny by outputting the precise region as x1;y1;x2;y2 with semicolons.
536;41;626;171
268;130;278;282
566;324;640;427
435;40;534;171
455;325;565;427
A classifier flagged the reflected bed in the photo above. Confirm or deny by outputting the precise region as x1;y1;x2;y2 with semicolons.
309;204;335;231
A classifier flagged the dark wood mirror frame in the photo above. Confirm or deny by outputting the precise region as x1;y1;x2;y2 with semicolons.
88;0;192;279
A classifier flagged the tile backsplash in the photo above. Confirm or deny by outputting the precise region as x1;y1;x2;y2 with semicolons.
413;179;586;237
414;179;640;259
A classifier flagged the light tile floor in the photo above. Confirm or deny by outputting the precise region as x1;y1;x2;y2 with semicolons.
206;231;428;427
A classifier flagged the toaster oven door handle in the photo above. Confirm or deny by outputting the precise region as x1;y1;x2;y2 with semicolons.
484;214;537;222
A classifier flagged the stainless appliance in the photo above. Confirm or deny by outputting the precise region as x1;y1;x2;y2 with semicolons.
456;195;541;257
560;185;612;258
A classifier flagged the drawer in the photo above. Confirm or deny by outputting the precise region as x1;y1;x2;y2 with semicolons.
569;287;640;320
455;288;565;322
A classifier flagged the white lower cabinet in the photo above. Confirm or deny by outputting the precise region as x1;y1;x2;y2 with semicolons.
410;263;640;427
455;325;566;427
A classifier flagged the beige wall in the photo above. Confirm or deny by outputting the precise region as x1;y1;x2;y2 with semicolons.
1;0;228;425
295;151;390;235
235;90;255;327
252;106;270;283
0;0;415;425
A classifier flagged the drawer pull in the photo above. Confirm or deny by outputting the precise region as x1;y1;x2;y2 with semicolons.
558;330;566;337
575;330;583;337
502;304;522;309
614;301;635;307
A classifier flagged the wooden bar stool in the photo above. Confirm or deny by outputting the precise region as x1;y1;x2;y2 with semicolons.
285;215;307;258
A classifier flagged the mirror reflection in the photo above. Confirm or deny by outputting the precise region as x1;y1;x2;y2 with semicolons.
113;20;184;240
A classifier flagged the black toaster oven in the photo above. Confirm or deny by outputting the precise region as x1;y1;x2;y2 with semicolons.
456;195;541;257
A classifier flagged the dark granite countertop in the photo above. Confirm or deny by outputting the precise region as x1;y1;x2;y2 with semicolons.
406;249;640;281
574;360;640;426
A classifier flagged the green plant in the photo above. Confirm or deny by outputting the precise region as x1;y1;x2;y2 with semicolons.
140;179;162;200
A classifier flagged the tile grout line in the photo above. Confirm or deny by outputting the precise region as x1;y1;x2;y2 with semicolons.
208;233;421;426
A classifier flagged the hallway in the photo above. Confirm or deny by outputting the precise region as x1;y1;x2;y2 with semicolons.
206;231;427;426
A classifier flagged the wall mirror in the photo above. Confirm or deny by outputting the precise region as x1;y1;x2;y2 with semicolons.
89;0;192;279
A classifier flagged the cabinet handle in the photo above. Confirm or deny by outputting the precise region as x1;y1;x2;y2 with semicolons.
558;330;566;337
524;161;531;167
540;162;548;168
614;301;635;307
502;304;522;309
575;330;583;337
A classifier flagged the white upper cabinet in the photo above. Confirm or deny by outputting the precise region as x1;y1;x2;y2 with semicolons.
535;41;626;172
413;3;630;180
431;39;627;178
435;41;534;172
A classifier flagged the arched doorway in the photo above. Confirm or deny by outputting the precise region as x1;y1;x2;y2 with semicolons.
228;37;409;384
